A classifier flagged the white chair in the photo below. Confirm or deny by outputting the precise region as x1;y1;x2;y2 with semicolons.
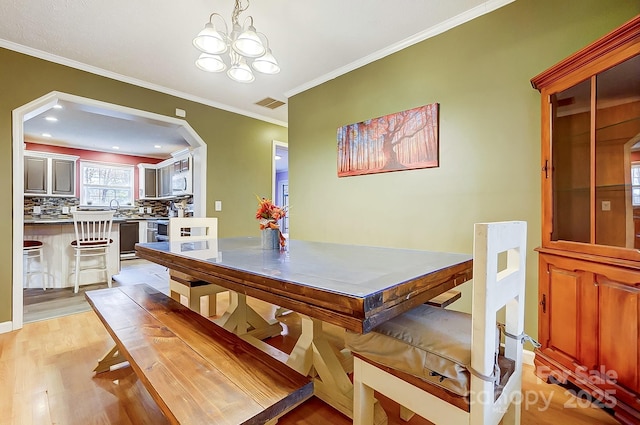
349;221;528;425
168;217;228;316
23;240;46;290
71;210;115;294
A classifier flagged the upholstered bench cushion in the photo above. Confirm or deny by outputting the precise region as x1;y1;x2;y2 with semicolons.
346;304;497;397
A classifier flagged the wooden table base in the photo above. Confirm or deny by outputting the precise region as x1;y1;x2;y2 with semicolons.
213;292;283;340
287;316;388;425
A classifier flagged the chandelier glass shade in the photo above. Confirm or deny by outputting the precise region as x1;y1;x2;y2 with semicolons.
193;0;280;83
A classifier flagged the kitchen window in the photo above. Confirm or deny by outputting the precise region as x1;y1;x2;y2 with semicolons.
80;160;134;207
633;162;640;207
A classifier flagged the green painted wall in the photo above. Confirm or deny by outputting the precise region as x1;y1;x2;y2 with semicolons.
0;48;287;323
288;0;640;341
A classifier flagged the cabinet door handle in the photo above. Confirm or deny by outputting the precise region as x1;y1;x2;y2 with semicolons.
594;279;640;294
540;294;546;313
542;160;550;179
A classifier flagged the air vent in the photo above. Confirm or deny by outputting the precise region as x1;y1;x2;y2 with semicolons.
255;97;286;109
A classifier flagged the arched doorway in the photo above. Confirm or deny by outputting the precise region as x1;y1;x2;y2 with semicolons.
12;91;208;330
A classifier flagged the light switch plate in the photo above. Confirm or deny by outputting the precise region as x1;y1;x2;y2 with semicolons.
146;207;153;214
62;206;69;214
602;200;611;211
214;200;222;211
70;206;77;213
139;207;145;214
33;206;41;214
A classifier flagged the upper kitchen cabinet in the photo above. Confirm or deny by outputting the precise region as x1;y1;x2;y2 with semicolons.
138;164;158;198
24;151;79;197
24;155;47;194
158;164;172;198
138;153;192;199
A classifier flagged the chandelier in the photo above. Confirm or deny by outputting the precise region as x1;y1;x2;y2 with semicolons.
192;0;280;83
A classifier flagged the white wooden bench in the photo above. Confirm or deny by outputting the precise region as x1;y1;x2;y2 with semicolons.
86;284;313;425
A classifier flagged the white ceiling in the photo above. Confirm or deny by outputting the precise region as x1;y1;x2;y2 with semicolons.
2;0;513;158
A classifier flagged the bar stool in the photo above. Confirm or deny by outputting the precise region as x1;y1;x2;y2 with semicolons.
71;210;114;294
23;240;46;290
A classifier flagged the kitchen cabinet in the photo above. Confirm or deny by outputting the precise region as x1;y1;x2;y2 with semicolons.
51;158;74;195
138;153;191;199
158;165;172;197
531;16;640;424
138;163;175;199
24;156;47;194
144;167;157;198
24;152;78;197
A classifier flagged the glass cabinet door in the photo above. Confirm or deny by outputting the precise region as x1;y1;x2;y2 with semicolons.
550;53;640;249
551;79;591;244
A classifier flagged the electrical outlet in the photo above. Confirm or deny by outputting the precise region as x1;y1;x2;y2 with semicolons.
62;206;69;214
33;206;41;214
146;207;152;214
139;207;145;214
70;206;77;213
215;200;222;211
602;200;611;211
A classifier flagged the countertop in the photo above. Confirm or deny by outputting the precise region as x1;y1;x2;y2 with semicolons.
24;216;170;224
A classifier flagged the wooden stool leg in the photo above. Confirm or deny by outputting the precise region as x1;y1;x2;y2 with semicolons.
105;248;112;288
38;248;46;290
74;252;81;294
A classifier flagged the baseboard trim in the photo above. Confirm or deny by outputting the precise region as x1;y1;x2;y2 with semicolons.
0;321;14;334
523;348;535;366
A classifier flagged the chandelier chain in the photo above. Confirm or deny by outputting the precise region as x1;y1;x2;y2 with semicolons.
231;0;250;26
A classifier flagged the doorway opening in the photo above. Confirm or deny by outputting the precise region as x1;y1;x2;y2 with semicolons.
12;91;208;330
272;140;289;236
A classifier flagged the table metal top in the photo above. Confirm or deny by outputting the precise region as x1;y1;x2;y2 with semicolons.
136;237;472;332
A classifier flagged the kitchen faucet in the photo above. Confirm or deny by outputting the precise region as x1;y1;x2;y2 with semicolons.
109;199;120;211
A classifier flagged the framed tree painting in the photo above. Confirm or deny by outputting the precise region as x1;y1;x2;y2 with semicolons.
337;103;439;177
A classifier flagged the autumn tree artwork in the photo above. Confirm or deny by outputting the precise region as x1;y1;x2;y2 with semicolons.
337;103;439;177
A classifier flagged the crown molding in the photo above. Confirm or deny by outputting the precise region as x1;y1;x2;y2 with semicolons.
0;39;288;128
285;0;515;98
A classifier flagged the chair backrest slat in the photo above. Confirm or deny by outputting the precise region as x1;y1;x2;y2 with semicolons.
72;211;115;246
169;217;218;241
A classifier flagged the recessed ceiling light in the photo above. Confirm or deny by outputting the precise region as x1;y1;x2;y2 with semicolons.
52;104;63;109
42;133;52;138
112;146;120;150
45;116;58;122
275;155;282;160
154;145;162;149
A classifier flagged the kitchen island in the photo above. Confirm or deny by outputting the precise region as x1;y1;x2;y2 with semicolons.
24;220;122;290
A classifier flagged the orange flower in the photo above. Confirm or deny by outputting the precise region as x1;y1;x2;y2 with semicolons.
255;195;288;248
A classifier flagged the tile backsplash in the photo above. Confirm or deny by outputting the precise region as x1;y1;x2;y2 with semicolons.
24;196;193;220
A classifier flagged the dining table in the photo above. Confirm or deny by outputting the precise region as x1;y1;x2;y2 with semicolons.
135;237;473;424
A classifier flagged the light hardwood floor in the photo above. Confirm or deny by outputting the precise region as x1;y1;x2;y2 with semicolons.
23;258;169;323
5;260;620;425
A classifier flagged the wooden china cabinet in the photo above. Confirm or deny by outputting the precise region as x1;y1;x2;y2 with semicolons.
531;15;640;424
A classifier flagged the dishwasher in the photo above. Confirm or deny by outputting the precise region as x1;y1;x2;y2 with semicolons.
119;221;140;259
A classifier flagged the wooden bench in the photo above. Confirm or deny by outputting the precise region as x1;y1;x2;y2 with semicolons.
85;284;313;425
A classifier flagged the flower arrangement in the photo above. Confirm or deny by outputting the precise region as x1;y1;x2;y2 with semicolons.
255;196;287;248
